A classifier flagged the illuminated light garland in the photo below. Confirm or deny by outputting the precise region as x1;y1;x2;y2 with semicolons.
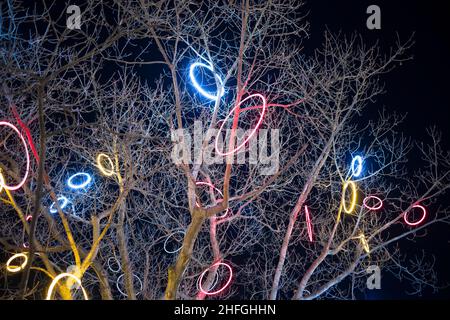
49;196;70;214
116;273;143;297
214;93;267;156
198;261;233;296
341;181;357;214
403;204;427;226
304;206;313;242
163;230;186;254
45;273;88;300
6;253;28;273
363;196;383;211
67;172;92;189
358;233;370;254
189;62;225;101
0;121;30;191
107;257;121;273
96;153;115;177
195;181;229;219
351;155;363;177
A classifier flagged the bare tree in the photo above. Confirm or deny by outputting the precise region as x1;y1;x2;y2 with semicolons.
0;0;449;300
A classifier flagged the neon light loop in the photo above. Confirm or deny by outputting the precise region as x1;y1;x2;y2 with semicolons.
0;172;4;193
107;257;121;273
304;205;313;242
49;195;70;214
96;153;115;177
0;121;30;191
67;172;92;189
363;196;383;211
116;274;143;297
403;204;427;226
351;155;363;177
6;253;28;273
189;62;225;101
215;93;267;156
196;270;219;292
195;181;229;219
198;262;233;296
163;230;186;254
46;273;88;300
341;181;357;214
358;233;370;254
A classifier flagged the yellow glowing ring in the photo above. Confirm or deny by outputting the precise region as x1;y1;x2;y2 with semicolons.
358;233;370;254
6;253;28;273
46;272;88;300
96;153;115;177
341;181;357;214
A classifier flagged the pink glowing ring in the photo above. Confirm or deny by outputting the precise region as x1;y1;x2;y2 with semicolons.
363;196;383;211
195;181;229;219
25;215;32;222
214;93;267;156
0;121;30;191
198;261;233;296
304;205;313;242
403;204;427;226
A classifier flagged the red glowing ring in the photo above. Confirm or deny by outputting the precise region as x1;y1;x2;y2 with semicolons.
304;205;313;242
198;262;233;296
403;204;427;226
214;93;267;156
363;196;383;211
0;121;30;191
195;181;229;219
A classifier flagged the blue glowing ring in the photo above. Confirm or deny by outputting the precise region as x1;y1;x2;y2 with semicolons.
189;62;224;101
49;195;70;214
67;172;92;189
351;156;363;177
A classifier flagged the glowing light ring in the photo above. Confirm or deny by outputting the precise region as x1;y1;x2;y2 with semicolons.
23;242;29;248
49;196;70;214
163;230;186;254
107;257;121;273
0;172;4;193
196;269;219;292
96;153;115;177
189;62;225;100
198;262;233;296
351;155;363;177
341;181;357;214
304;205;313;242
363;196;383;211
195;181;229;219
403;204;427;226
6;253;28;273
215;93;267;156
67;172;92;189
46;273;88;300
0;121;30;190
25;215;32;221
358;233;370;254
116;273;143;297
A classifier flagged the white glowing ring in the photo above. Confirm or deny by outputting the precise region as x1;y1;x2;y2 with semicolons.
403;204;427;226
163;230;185;254
49;195;70;214
342;181;357;214
215;93;267;156
6;253;28;273
66;265;81;289
189;62;225;100
0;121;30;191
116;273;143;297
96;153;115;177
195;181;229;219
363;196;383;211
351;155;363;177
198;262;233;296
67;172;92;189
0;172;4;193
107;257;121;273
196;269;219;292
46;273;88;300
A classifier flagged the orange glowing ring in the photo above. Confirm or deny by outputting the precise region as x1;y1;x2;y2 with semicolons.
198;261;233;296
0;121;30;191
214;94;267;156
45;273;88;300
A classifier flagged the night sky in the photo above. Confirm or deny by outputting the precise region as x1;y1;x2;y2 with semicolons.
305;0;450;299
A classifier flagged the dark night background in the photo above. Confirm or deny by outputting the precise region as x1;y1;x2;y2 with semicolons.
305;0;450;299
